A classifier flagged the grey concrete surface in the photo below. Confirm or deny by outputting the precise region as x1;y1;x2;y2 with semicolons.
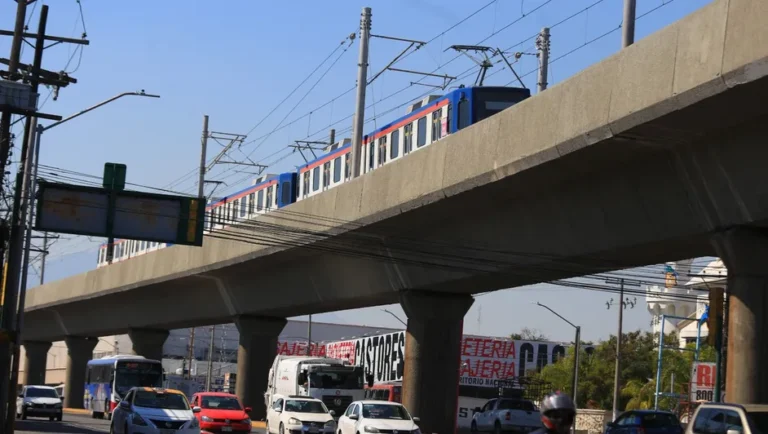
21;0;768;342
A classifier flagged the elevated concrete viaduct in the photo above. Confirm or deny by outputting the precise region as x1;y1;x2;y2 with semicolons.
19;0;768;429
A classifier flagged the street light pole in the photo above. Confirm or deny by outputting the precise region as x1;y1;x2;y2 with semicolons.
535;303;581;412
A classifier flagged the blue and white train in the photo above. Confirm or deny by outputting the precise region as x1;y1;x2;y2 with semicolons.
97;86;530;267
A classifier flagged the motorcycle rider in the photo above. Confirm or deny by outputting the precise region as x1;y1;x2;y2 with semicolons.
531;391;576;434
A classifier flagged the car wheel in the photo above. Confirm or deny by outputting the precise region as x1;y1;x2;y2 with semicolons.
494;421;502;434
50;415;55;421
471;421;478;432
56;414;63;422
279;422;285;434
20;408;27;420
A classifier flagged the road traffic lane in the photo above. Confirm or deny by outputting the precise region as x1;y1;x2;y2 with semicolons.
17;412;267;433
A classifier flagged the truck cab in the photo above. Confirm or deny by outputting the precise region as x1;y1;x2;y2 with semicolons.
685;403;768;434
265;356;370;419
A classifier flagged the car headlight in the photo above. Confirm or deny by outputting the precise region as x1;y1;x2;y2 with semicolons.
324;420;335;428
288;417;302;425
243;417;252;425
186;418;200;429
55;403;62;408
364;426;380;433
413;429;421;434
202;415;213;422
24;402;33;407
132;413;149;426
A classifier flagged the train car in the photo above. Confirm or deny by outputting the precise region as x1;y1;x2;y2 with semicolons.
95;86;529;268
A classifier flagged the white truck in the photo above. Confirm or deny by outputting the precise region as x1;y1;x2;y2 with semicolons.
265;356;370;418
471;397;542;433
685;402;768;434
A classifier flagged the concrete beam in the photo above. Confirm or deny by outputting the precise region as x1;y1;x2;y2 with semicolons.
22;341;51;385
400;291;474;434
64;336;97;409
128;328;169;361
712;227;768;404
234;316;286;420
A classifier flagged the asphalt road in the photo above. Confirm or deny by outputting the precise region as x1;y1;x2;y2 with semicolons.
16;413;267;434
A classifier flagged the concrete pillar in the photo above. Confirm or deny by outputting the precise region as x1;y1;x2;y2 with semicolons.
234;316;286;421
400;291;474;434
128;328;169;361
23;341;51;385
64;336;98;409
713;227;768;404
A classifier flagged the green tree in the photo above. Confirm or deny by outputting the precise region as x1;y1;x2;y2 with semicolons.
531;330;715;412
511;327;549;341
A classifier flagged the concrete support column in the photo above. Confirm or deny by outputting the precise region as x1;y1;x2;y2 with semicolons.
23;341;51;385
64;336;98;409
234;316;286;421
400;291;474;434
713;227;768;404
128;328;170;361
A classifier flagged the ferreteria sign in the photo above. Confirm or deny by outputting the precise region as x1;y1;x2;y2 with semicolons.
322;331;594;387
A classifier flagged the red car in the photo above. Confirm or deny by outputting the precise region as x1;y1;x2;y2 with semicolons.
191;392;252;434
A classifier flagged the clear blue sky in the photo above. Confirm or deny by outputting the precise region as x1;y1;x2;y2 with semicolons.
0;0;713;342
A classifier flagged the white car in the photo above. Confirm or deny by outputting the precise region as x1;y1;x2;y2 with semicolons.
110;387;201;434
337;401;420;434
16;385;63;421
266;395;336;434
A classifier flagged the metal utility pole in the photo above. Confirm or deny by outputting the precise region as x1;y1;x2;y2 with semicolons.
534;303;581;414
39;233;47;285
622;0;636;48
0;7;48;430
187;328;196;379
205;325;215;391
198;115;209;198
536;27;550;92
0;0;29;195
605;278;639;421
350;6;371;180
306;315;313;356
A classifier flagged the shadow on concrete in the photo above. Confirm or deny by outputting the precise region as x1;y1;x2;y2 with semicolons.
16;418;107;433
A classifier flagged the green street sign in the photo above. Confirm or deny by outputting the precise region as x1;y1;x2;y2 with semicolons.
103;162;127;191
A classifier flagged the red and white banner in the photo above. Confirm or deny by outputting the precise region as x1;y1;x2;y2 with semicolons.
691;362;716;402
274;332;592;388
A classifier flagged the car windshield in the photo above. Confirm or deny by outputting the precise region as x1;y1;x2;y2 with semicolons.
133;391;189;410
641;413;680;428
362;404;411;420
25;388;58;398
285;400;328;413
201;396;242;410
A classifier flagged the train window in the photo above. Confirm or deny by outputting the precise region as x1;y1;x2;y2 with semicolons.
248;193;255;214
432;108;442;141
378;136;387;166
333;157;341;183
233;200;240;220
390;130;399;159
239;198;247;217
368;140;375;170
266;186;273;209
131;241;137;254
281;181;291;204
446;103;452;134
257;190;264;211
345;154;351;179
457;96;470;130
404;124;413;154
302;172;310;197
312;167;320;191
417;116;427;148
323;162;331;188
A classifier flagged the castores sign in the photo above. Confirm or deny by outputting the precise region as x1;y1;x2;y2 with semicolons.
282;332;595;387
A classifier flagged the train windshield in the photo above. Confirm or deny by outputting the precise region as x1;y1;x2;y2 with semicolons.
473;87;531;122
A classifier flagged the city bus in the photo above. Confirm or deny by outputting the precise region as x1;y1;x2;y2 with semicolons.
84;355;164;419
